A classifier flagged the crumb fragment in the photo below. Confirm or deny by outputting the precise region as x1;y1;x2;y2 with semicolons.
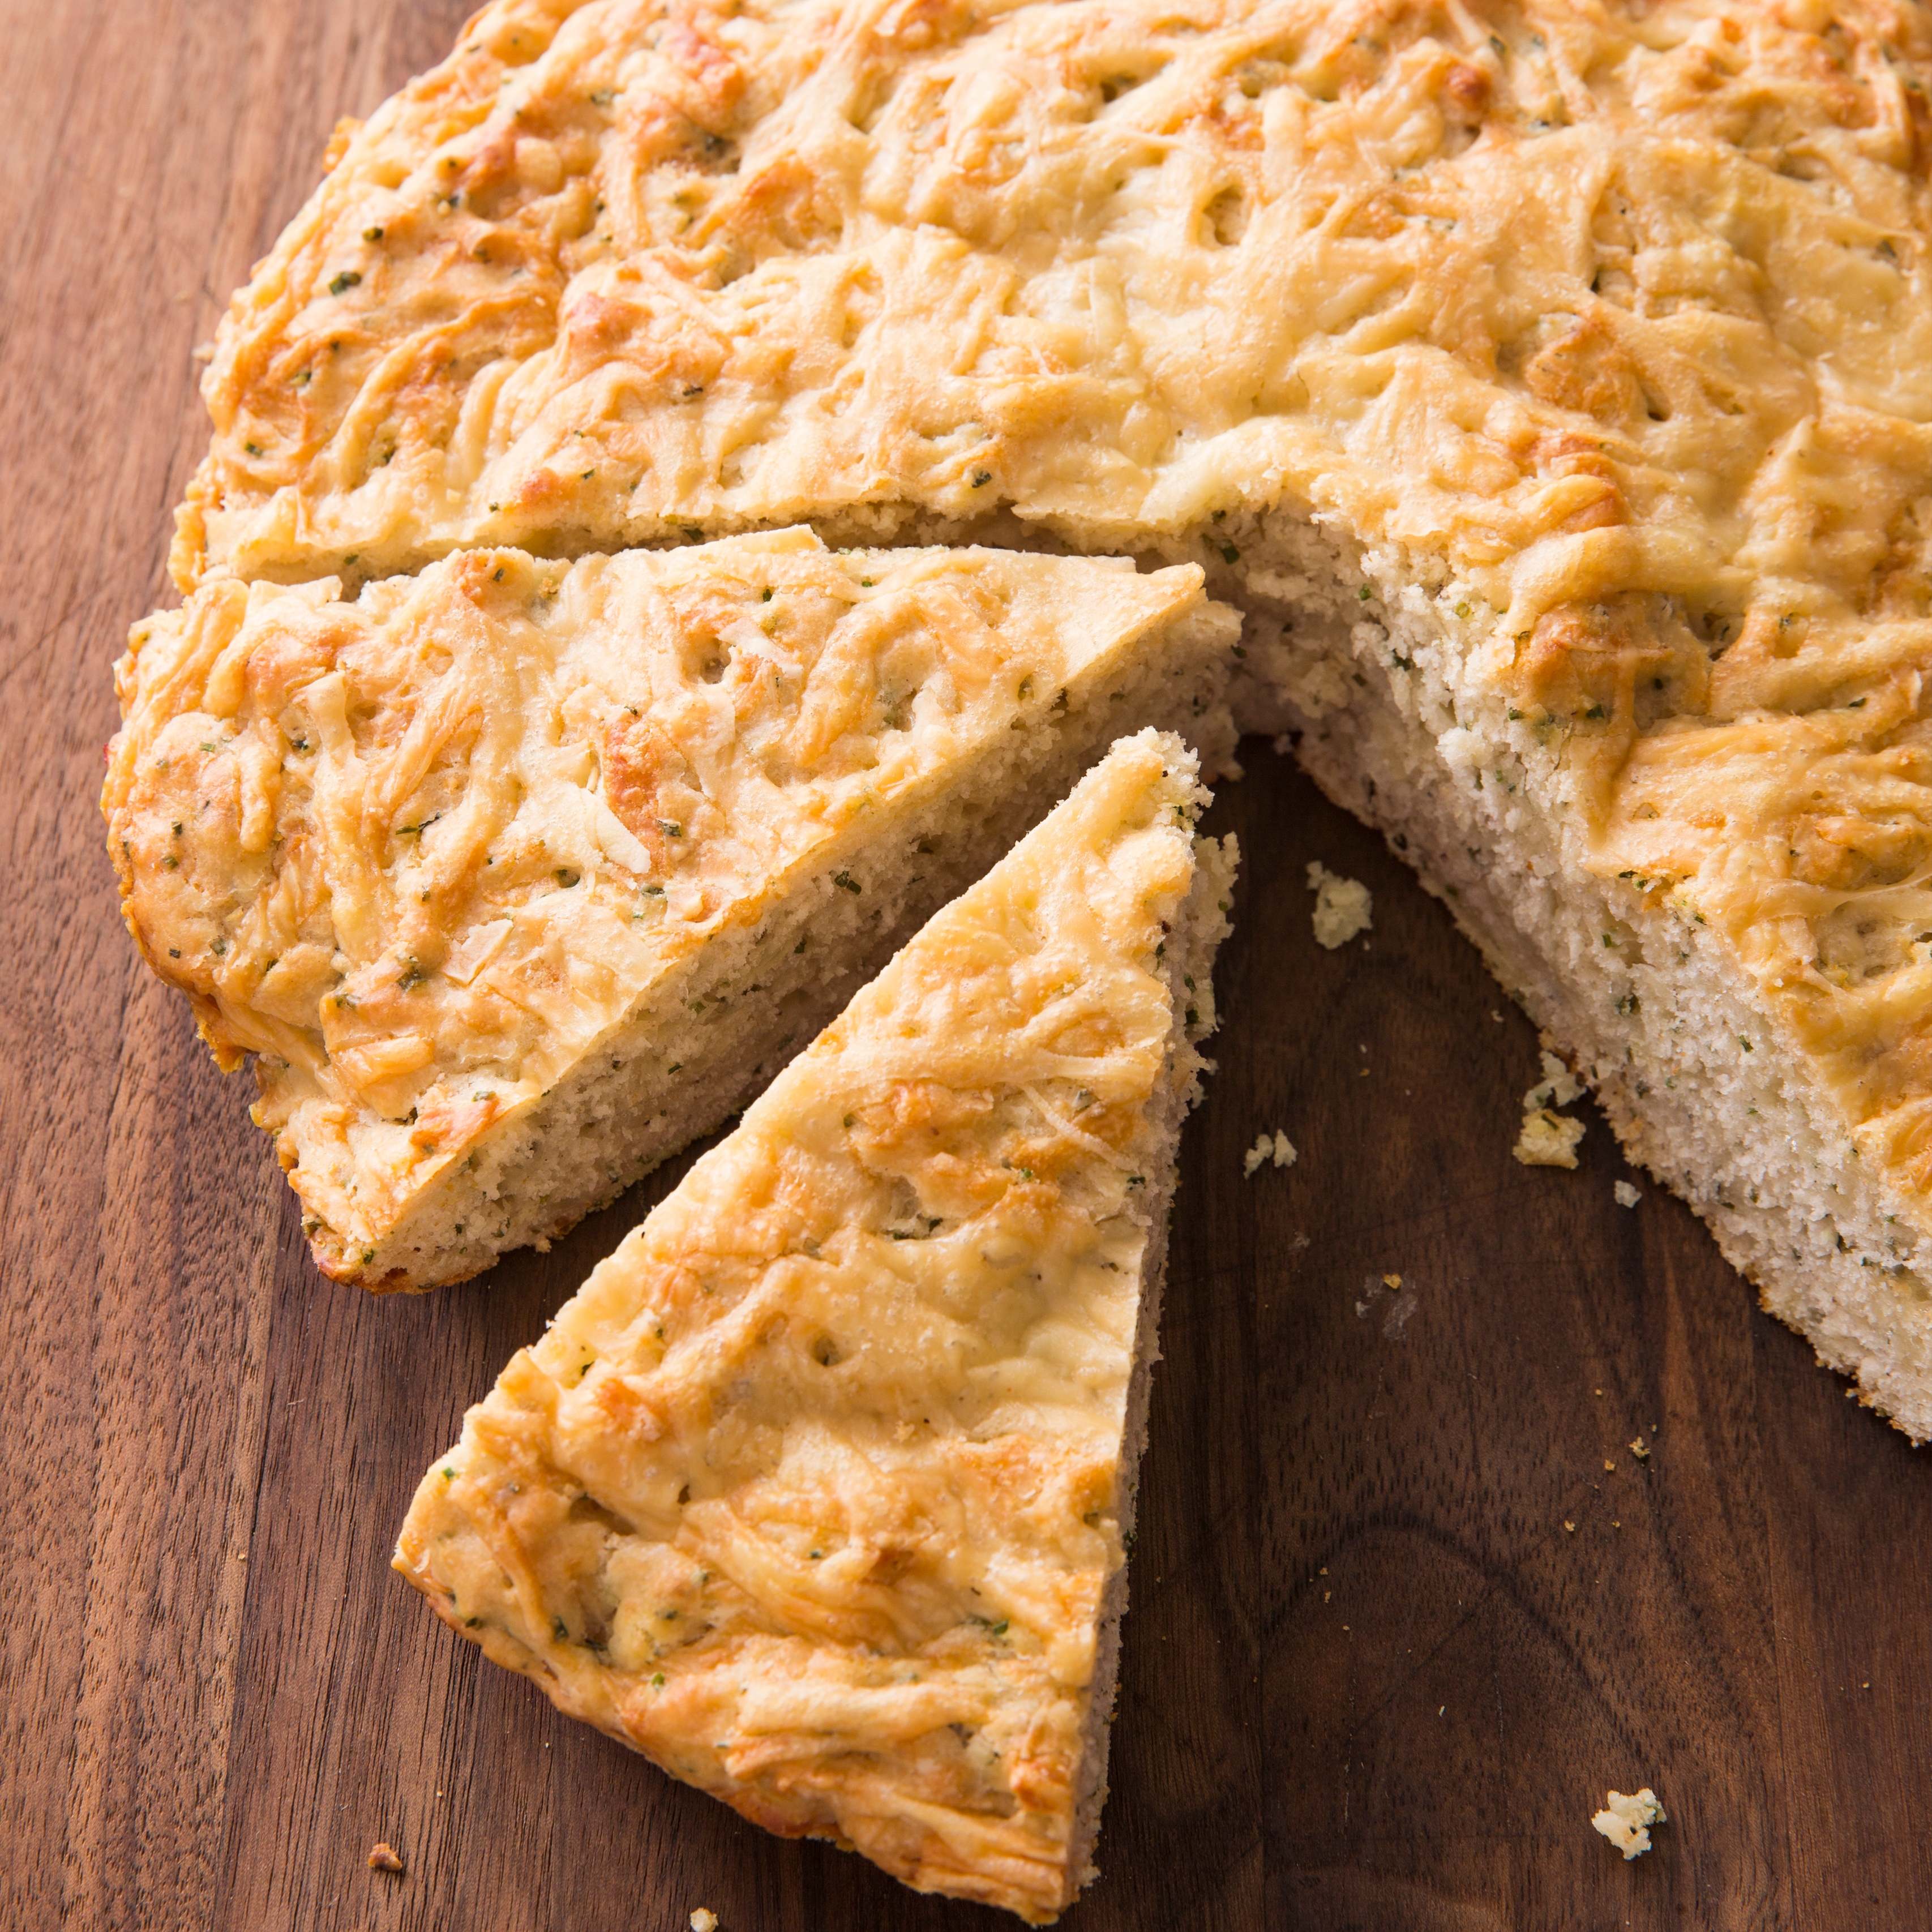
1614;1179;1642;1207
1592;1788;1665;1860
1514;1051;1586;1166
367;1842;404;1874
1630;1438;1650;1460
1243;1129;1297;1176
1527;1049;1583;1108
1306;861;1372;948
1515;1109;1586;1167
691;1912;719;1932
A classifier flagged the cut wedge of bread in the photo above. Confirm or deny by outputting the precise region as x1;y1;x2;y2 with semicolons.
175;0;1932;1432
105;532;1235;1290
394;730;1235;1921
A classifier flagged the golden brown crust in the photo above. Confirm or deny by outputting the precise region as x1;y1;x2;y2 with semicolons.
179;0;1932;1238
185;0;1931;602
394;733;1227;1921
102;534;1217;1286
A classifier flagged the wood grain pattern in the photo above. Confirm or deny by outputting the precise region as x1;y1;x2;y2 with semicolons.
4;5;1931;1928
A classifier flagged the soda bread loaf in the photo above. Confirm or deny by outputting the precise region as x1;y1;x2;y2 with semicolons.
395;730;1235;1920
105;534;1234;1288
168;0;1932;1433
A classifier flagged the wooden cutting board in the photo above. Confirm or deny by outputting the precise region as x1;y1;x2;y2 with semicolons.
7;4;1931;1927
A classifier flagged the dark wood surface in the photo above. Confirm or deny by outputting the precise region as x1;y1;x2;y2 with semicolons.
6;4;1930;1927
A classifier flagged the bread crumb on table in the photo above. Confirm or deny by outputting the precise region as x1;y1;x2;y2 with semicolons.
1515;1109;1586;1167
1614;1180;1642;1207
367;1843;404;1874
1527;1049;1583;1109
690;1911;719;1932
1514;1051;1587;1167
1305;861;1372;948
1592;1788;1666;1860
1243;1129;1297;1176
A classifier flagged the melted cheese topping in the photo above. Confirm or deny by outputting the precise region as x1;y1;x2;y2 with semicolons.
395;732;1222;1921
176;0;1929;604
103;532;1207;1273
179;0;1932;1223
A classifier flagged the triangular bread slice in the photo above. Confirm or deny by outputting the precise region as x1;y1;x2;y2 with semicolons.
174;0;1932;1432
105;531;1234;1290
394;729;1235;1921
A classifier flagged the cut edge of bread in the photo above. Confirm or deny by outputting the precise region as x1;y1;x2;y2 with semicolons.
1064;824;1237;1903
1175;506;1932;1443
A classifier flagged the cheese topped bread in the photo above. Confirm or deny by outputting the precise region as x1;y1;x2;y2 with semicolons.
175;0;1932;613
104;533;1234;1289
394;730;1235;1920
168;0;1932;1433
